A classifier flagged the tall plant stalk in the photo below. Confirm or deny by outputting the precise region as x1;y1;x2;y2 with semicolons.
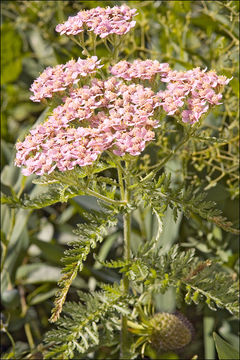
118;162;131;359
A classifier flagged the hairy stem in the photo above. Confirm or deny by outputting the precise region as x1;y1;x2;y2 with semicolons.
119;161;131;359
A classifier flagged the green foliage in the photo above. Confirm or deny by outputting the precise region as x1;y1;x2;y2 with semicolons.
1;1;239;359
137;172;239;234
50;207;118;323
213;332;239;360
1;24;23;84
118;244;239;316
44;285;128;359
42;244;239;359
0;160;120;210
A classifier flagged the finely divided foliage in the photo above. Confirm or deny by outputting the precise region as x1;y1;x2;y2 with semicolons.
45;286;128;359
1;3;239;359
49;207;118;323
137;172;239;234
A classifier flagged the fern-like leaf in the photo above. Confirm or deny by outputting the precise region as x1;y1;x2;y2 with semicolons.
44;286;128;359
125;245;239;316
49;208;118;323
94;256;129;269
137;173;239;234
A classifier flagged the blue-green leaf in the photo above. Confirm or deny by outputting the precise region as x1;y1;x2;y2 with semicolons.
213;332;239;360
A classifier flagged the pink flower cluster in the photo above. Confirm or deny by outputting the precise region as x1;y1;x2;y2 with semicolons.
110;60;231;124
30;56;102;102
110;60;170;80
16;51;231;176
158;67;232;123
55;5;137;38
16;77;159;175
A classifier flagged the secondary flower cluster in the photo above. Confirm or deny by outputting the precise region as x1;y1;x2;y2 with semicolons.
30;56;102;102
159;67;231;123
110;60;171;80
56;5;137;38
15;77;159;175
111;59;231;124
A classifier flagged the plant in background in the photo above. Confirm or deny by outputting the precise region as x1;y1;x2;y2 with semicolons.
1;3;239;360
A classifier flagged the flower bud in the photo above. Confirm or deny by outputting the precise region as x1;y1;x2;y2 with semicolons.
149;312;194;351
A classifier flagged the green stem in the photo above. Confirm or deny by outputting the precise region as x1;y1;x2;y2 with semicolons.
86;188;126;206
91;32;97;56
19;285;35;350
70;34;91;57
119;161;131;359
112;35;120;65
103;39;112;53
139;206;147;240
117;163;125;200
70;36;83;48
17;176;27;198
24;323;35;350
4;328;16;357
1;208;16;272
148;131;192;171
129;128;195;190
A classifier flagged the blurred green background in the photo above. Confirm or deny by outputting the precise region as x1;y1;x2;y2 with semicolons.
1;1;239;359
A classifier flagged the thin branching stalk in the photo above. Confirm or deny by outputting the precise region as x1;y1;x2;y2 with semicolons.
129;128;196;190
19;285;35;350
120;161;131;359
1;208;15;273
86;188;126;206
3;328;15;356
1;178;28;272
91;32;97;56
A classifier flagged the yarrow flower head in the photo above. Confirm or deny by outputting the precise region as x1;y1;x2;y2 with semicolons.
17;59;231;176
30;56;102;102
55;5;137;38
18;7;231;180
158;67;232;123
16;77;160;175
110;61;231;124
